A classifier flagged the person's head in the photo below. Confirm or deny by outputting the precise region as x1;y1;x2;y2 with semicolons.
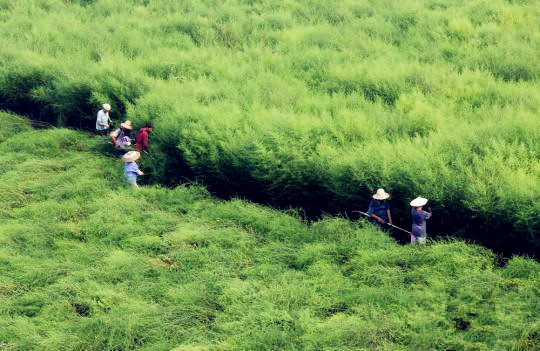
122;151;140;163
103;103;111;112
121;120;133;133
144;122;154;132
373;188;390;202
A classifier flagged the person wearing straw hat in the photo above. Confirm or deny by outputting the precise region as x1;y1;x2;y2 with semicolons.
410;197;432;244
122;151;144;188
367;188;393;228
95;103;112;135
110;120;133;156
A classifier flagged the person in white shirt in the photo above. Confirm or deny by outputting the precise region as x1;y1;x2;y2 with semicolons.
95;103;112;135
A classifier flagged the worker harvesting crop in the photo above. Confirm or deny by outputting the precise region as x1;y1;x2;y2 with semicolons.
135;122;154;154
122;151;144;188
110;120;133;155
367;188;393;228
95;103;112;135
410;196;432;244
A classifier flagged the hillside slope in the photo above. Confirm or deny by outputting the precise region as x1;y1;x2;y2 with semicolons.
1;114;538;350
0;0;538;256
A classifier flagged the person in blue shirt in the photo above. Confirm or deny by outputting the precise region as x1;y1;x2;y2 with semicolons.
367;188;393;228
122;151;144;188
410;197;432;244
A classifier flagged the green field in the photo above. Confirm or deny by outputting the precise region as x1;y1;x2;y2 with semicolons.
0;0;539;349
1;113;539;350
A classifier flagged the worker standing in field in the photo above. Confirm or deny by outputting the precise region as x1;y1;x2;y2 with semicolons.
410;197;432;244
135;122;154;154
122;151;144;188
95;103;112;135
367;188;393;228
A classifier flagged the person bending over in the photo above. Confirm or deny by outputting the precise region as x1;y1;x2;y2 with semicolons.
135;122;154;154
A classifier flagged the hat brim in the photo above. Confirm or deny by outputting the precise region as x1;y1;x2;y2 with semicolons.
373;193;390;200
122;151;140;163
120;123;132;130
410;197;428;207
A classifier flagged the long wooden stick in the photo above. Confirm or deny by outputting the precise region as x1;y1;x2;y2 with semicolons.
352;210;412;235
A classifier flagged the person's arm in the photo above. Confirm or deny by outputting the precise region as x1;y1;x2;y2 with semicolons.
132;163;144;176
372;215;385;224
367;200;385;224
143;132;150;152
387;209;393;225
110;130;118;144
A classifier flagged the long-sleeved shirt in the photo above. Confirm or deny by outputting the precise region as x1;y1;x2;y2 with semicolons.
124;161;141;183
135;128;150;152
95;109;109;130
411;208;432;237
367;199;390;223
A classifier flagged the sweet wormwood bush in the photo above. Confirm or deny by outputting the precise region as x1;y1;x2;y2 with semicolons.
0;122;538;350
0;0;538;256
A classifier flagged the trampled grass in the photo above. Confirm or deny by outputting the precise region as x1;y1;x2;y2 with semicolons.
0;118;538;350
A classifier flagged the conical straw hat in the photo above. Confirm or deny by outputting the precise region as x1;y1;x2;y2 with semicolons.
120;120;133;130
410;197;428;207
122;151;140;163
373;188;390;200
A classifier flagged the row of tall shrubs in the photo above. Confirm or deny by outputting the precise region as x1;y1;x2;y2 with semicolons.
0;0;538;255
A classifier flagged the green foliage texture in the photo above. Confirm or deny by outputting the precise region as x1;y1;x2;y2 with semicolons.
0;0;538;254
0;116;539;350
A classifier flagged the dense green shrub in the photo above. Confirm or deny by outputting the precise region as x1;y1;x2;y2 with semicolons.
0;0;538;256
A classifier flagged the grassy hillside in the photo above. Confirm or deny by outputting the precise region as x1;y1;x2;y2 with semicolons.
1;114;539;350
0;1;538;254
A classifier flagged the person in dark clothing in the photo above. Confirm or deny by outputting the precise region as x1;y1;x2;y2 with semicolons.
135;122;154;154
367;188;393;228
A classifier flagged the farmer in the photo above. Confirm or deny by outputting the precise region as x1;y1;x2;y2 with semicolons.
410;197;432;244
122;151;144;188
367;188;393;228
135;122;154;154
110;120;133;155
95;103;112;135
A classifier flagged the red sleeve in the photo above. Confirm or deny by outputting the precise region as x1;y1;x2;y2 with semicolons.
143;131;149;149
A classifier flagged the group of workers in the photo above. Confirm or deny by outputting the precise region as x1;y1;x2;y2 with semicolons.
367;188;432;244
96;104;431;241
95;103;153;188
